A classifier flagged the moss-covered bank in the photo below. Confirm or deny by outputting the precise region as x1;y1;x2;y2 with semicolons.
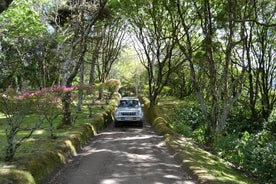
0;108;114;184
140;97;255;184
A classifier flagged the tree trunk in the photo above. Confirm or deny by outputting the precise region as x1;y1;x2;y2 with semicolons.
77;63;84;112
89;60;96;85
58;0;107;126
61;91;71;127
0;0;13;13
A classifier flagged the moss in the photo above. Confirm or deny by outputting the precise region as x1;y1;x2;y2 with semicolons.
27;150;65;181
92;113;105;130
28;109;114;183
0;169;35;184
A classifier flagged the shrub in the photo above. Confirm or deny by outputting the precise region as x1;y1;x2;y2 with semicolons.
167;103;206;141
191;125;206;144
238;130;275;183
266;114;276;134
174;105;205;130
225;106;264;134
172;122;193;137
214;130;276;183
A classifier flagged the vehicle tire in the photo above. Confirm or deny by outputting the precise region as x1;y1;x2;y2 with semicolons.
138;121;143;128
114;121;120;128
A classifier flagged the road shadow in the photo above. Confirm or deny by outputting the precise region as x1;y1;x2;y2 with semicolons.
44;122;197;184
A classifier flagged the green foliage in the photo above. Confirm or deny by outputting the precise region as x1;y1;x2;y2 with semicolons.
225;106;268;134
167;98;275;183
169;103;205;129
214;108;276;183
266;114;276;133
191;125;206;144
104;79;121;96
111;47;146;96
0;0;47;39
214;130;276;183
171;122;192;137
144;97;254;184
0;169;35;184
168;102;207;143
214;106;276;183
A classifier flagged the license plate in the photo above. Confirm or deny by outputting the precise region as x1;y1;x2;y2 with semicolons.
121;117;136;121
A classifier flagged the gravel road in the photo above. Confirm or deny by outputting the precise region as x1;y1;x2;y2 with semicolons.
42;122;197;184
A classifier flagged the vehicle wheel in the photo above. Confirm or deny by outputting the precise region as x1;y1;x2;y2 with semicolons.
138;121;143;128
114;121;120;128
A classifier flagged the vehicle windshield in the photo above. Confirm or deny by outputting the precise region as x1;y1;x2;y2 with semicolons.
118;99;139;108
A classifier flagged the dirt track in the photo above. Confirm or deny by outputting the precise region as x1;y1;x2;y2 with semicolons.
42;122;197;184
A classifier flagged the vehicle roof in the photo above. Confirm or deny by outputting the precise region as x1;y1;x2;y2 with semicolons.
120;97;139;100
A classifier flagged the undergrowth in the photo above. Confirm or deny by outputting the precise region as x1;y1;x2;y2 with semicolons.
162;97;275;184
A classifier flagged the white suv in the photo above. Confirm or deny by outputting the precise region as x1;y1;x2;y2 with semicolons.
114;97;144;127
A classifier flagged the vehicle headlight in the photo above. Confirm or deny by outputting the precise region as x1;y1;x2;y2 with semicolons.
138;110;143;117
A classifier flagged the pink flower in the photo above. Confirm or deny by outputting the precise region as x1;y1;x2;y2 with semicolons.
1;94;8;98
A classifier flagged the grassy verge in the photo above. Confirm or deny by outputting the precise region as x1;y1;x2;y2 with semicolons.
141;97;255;184
0;101;115;183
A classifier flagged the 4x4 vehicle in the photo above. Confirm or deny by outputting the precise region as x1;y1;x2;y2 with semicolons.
114;97;144;127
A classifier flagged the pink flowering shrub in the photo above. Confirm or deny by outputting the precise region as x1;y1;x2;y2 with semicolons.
0;89;44;161
0;86;78;161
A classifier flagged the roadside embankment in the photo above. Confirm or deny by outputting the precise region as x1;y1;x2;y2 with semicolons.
0;107;115;184
140;97;255;184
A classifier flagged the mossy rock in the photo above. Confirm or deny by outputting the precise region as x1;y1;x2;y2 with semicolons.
27;151;65;181
0;169;35;184
69;134;83;151
92;113;105;130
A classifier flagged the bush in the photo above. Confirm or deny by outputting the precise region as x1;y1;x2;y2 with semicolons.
191;125;206;144
169;120;192;137
266;114;276;134
169;103;205;130
214;130;276;183
238;130;275;183
179;105;205;130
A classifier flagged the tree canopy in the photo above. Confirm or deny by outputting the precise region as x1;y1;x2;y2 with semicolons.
0;1;275;182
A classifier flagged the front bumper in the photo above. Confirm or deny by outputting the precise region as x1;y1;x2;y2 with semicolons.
115;116;143;122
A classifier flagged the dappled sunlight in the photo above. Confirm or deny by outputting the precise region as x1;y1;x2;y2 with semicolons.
164;174;182;179
1;164;17;169
0;129;5;135
64;140;77;156
33;129;45;135
25;138;37;142
0;113;5;119
114;134;156;141
59;123;197;184
101;179;121;184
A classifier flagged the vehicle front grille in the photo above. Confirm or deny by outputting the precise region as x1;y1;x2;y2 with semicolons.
121;112;136;116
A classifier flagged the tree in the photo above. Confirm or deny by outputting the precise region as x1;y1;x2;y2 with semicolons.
173;0;249;140
125;0;185;106
110;46;145;97
249;0;276;120
49;0;108;126
228;0;276;122
96;19;126;83
0;89;44;161
0;0;49;90
94;18;126;99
